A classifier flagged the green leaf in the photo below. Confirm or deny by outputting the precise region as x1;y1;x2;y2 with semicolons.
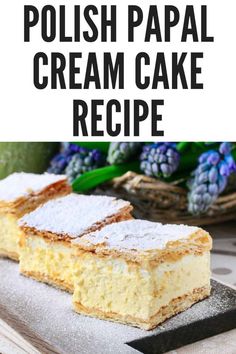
176;142;191;153
72;161;140;192
71;142;110;154
193;142;207;149
232;148;236;160
178;152;199;171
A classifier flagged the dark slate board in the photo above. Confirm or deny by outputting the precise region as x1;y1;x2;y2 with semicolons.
127;280;236;354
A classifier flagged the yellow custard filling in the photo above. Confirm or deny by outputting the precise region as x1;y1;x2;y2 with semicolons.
0;213;20;259
19;235;74;291
73;252;210;320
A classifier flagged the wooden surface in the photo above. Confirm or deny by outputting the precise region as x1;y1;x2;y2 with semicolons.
0;303;59;354
0;319;40;354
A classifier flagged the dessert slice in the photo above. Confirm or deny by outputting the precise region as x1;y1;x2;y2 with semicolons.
72;219;212;330
19;194;132;292
0;173;71;261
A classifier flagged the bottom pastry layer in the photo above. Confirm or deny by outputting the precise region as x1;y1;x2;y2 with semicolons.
20;269;74;293
0;248;19;261
73;285;211;330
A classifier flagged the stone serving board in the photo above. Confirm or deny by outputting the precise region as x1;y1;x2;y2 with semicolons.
0;259;235;354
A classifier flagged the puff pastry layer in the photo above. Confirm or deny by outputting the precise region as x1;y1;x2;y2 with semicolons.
0;173;70;261
19;194;132;291
72;220;212;330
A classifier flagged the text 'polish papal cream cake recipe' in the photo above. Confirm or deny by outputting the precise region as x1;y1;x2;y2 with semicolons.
0;173;71;261
72;220;212;330
19;194;132;292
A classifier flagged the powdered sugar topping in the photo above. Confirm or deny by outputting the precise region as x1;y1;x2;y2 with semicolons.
19;194;130;238
74;219;199;251
0;172;67;202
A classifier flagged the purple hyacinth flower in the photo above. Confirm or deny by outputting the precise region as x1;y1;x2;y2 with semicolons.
207;152;220;166
199;151;211;164
219;142;232;155
140;142;180;178
224;155;236;173
195;184;208;194
218;175;228;193
197;171;209;184
219;161;231;177
208;167;218;183
208;183;218;196
188;142;235;215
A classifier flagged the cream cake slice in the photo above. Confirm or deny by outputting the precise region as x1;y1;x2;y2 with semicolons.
72;219;212;330
0;172;71;261
19;194;132;292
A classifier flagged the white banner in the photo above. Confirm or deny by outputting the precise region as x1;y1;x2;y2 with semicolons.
0;0;235;141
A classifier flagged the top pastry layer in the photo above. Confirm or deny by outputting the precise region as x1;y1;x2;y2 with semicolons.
19;194;132;239
0;173;68;203
73;219;212;262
